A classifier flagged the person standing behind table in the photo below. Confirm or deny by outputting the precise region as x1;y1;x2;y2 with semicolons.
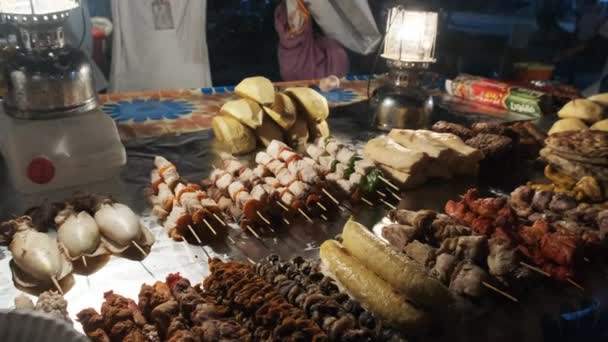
109;0;212;92
274;0;349;81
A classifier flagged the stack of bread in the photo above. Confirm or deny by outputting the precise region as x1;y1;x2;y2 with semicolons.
549;93;608;134
362;129;484;189
212;76;331;155
540;129;608;190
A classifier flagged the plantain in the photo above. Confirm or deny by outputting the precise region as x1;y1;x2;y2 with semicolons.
341;219;452;310
320;239;430;334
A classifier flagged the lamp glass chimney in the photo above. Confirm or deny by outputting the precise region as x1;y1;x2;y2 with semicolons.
0;0;78;15
382;8;438;63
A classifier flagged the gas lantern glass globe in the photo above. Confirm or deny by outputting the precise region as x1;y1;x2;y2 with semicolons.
0;0;78;15
382;8;438;64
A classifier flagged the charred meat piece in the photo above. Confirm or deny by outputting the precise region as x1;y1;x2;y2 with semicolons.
471;122;508;136
487;239;519;278
403;240;436;268
465;133;513;159
382;224;419;251
430;215;471;242
509;186;535;218
548;193;577;212
449;261;489;298
540;232;579;266
431;121;475;140
431;253;458;284
438;236;488;263
531;190;553;211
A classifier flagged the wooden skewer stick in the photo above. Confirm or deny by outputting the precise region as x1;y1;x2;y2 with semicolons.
283;218;291;225
227;236;236;244
321;214;328;221
520;262;551;277
321;189;344;211
390;191;402;201
378;176;399;191
276;201;290;212
247;257;257;265
187;224;203;244
584;257;590;263
203;219;218;236
316;202;327;211
376;190;387;197
246;225;261;239
567;278;584;291
482;281;518;303
298;208;314;223
132;241;148;257
256;211;271;225
361;197;374;206
81;256;88;268
380;199;397;210
51;276;63;295
213;213;226;227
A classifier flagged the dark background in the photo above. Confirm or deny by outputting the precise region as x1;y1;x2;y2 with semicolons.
79;0;608;89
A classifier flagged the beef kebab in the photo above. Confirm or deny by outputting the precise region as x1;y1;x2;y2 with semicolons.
306;137;400;205
203;258;328;341
255;255;406;341
510;185;607;246
445;188;585;288
382;210;526;301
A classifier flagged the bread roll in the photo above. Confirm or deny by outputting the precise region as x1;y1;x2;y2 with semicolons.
264;92;297;129
308;119;331;140
286;115;309;150
591;119;608;132
558;99;604;123
235;76;275;105
220;99;264;129
212;115;257;155
588;93;608;107
286;87;329;122
548;118;588;135
256;114;284;147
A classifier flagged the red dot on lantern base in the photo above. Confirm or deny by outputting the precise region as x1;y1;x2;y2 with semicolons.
27;157;55;184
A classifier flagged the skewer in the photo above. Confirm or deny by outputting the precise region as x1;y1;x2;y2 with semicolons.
132;241;148;257
81;256;88;268
247;257;257;265
321;189;341;208
227;236;236;244
520;262;551;277
187;224;203;244
283;218;291;225
276;201;290;212
481;281;518;303
213;213;226;227
380;199;397;210
51;276;63;295
378;175;399;191
256;211;271;225
321;214;328;221
567;278;584;291
584;257;590;263
390;191;402;202
316;202;327;211
203;219;218;236
361;197;374;206
246;225;261;239
298;208;314;223
376;190;387;198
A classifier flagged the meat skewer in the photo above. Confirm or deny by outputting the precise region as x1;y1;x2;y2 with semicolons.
445;189;586;288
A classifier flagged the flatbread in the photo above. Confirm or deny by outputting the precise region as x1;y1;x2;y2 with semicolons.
540;148;608;184
545;130;608;159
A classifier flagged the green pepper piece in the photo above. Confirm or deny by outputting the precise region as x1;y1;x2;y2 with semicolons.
330;159;339;173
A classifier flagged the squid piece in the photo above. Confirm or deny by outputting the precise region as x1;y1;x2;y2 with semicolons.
55;206;108;260
94;203;155;254
9;217;73;288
